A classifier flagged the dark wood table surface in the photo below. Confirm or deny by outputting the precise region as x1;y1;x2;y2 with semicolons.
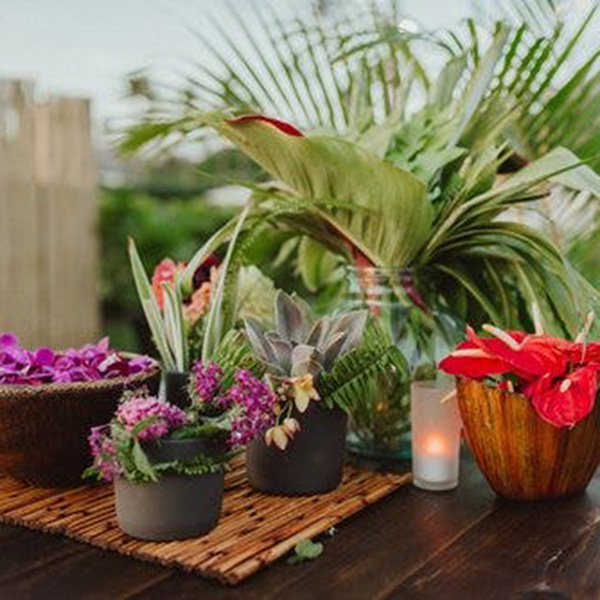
1;454;600;600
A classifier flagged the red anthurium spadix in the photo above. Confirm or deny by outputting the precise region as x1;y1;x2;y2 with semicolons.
440;318;600;428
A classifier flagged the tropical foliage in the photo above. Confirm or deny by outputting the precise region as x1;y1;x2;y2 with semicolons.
176;114;600;342
122;0;600;353
99;188;235;352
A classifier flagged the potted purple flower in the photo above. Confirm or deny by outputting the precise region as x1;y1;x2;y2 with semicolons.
86;392;228;541
0;333;159;487
86;362;272;541
189;362;277;449
240;292;369;496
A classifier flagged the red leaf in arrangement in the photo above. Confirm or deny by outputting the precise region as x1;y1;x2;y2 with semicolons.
352;247;375;269
225;115;304;137
525;367;598;428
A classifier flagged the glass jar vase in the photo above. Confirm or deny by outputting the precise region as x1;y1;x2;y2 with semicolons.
343;266;460;460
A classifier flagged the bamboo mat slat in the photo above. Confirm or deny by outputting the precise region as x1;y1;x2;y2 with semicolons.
0;459;411;585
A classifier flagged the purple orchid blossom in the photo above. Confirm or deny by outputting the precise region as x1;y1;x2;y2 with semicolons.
0;332;155;385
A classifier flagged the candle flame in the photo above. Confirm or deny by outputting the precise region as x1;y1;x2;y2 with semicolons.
425;435;448;456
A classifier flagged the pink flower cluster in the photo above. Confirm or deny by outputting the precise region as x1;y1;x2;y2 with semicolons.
88;426;120;481
226;370;277;448
88;395;188;482
151;255;220;325
115;395;188;441
192;362;225;405
0;333;155;386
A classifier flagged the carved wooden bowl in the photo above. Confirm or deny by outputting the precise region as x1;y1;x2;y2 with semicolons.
456;377;600;501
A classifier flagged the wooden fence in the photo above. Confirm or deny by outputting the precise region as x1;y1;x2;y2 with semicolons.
0;80;99;348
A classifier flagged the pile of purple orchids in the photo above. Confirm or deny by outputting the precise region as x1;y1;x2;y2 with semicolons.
0;332;155;385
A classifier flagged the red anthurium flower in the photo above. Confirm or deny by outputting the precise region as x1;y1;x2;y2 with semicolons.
441;318;600;429
468;326;571;379
225;115;304;137
525;367;597;428
438;341;512;379
570;342;600;365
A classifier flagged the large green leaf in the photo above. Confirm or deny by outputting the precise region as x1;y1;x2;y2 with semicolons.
201;201;252;362
128;237;176;371
210;117;432;268
424;146;600;261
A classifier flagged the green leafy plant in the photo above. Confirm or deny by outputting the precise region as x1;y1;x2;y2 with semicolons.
128;200;253;371
99;189;235;352
199;115;600;336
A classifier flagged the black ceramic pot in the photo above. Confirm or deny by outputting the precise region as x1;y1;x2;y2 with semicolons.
246;403;348;496
165;371;191;408
114;472;224;541
114;437;224;541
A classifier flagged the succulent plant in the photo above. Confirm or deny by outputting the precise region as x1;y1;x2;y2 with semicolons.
244;291;368;379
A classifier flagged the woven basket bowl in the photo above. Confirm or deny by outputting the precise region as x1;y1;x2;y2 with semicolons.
0;358;160;488
456;377;600;501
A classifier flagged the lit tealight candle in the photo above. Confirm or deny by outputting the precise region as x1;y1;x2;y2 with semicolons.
411;379;462;491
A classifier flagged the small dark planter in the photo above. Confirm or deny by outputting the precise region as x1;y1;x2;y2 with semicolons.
114;472;224;541
115;437;224;540
246;402;348;496
165;372;191;408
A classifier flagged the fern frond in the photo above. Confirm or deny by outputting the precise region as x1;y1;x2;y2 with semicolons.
212;329;265;388
319;320;410;412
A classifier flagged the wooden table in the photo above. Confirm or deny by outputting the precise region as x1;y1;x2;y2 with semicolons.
1;455;599;600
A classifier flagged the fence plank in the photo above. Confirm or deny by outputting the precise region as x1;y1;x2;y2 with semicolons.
0;80;99;348
0;80;39;345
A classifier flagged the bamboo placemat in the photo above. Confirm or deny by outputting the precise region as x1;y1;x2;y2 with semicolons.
0;459;410;585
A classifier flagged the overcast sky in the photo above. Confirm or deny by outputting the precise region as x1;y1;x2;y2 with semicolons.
0;0;596;130
0;0;478;123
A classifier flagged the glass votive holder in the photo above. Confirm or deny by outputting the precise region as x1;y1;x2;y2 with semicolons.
410;379;461;491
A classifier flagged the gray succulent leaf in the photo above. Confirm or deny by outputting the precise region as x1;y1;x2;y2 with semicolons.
291;344;323;378
292;294;313;331
329;310;369;357
265;332;293;373
306;316;330;349
244;317;275;363
263;361;288;377
275;290;311;344
322;331;350;370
